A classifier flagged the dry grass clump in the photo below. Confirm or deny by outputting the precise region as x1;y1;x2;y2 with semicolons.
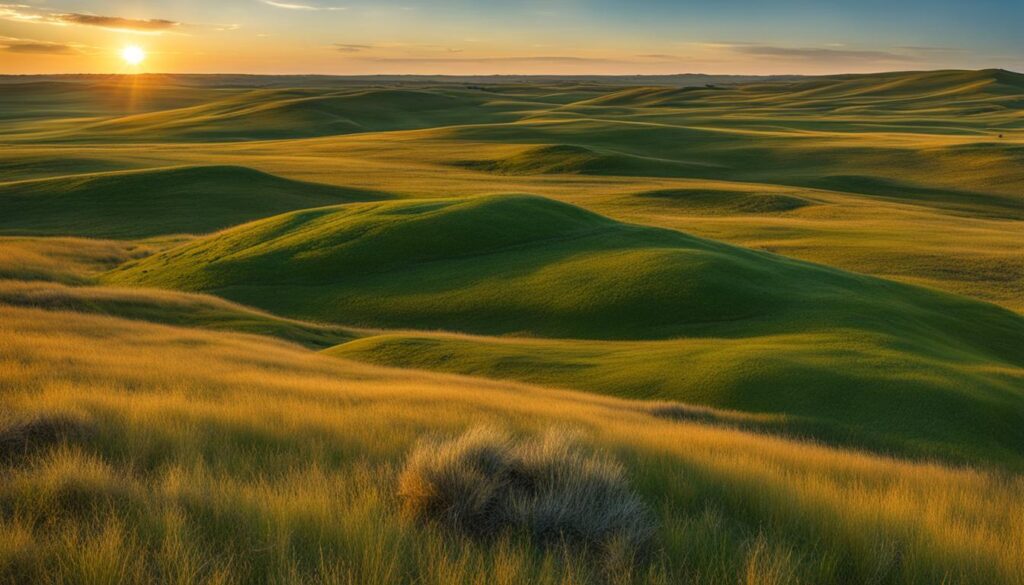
397;426;656;569
0;414;93;465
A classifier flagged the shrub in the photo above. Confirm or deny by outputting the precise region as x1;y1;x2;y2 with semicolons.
397;426;656;569
0;414;92;465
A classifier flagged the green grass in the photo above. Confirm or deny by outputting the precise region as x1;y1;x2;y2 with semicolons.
326;330;1024;468
0;236;157;284
3;86;535;142
0;165;389;238
101;194;1024;467
0;280;357;349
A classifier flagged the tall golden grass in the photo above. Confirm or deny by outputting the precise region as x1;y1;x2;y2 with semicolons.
0;237;151;284
1;304;1022;584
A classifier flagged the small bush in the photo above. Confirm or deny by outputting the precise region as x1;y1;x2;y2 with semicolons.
397;426;656;569
0;414;92;465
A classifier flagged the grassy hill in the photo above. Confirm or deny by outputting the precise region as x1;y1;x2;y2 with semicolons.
0;165;389;238
102;194;1024;467
5;87;534;142
2;304;1022;585
103;194;1023;349
0;280;356;348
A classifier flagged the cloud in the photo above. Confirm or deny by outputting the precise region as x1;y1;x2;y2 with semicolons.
635;54;680;61
334;43;372;53
0;4;232;34
0;35;83;55
3;42;73;54
896;45;964;54
55;13;180;32
730;45;912;62
262;0;346;11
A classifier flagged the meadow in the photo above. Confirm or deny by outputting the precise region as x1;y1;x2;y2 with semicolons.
0;70;1022;584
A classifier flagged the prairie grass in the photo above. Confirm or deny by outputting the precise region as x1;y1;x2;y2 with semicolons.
1;305;1021;584
398;426;655;576
0;280;357;348
0;237;151;284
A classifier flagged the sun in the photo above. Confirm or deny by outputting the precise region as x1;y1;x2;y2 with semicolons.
121;45;146;66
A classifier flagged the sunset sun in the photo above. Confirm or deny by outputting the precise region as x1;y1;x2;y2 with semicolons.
121;45;146;66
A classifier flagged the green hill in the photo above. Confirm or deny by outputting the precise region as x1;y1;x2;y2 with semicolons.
102;194;1024;466
0;165;389;239
627;187;815;214
451;143;714;176
101;194;1021;351
10;87;526;142
0;280;356;348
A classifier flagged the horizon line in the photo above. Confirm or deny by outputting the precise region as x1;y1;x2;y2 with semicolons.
0;67;1019;78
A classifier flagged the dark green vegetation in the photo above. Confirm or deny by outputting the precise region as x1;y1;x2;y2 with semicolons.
0;165;386;238
101;194;1024;466
0;69;1023;584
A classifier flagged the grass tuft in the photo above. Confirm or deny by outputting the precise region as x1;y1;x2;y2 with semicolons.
398;426;657;573
0;413;93;465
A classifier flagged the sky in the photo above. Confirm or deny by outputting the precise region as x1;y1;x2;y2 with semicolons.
0;0;1022;75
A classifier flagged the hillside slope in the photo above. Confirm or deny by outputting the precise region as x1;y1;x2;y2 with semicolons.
3;304;1022;584
104;194;1023;353
7;87;527;142
0;165;388;238
102;194;1024;466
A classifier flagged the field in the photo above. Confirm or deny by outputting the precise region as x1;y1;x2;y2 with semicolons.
1;70;1022;584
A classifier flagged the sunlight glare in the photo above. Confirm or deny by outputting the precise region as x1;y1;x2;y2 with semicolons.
121;45;146;66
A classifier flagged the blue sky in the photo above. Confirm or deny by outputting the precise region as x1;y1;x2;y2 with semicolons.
1;0;1021;74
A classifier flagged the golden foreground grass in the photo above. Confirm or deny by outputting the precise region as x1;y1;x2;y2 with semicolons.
1;304;1022;585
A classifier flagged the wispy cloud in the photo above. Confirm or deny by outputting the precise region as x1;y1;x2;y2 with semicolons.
56;14;180;32
334;43;372;53
896;45;964;54
0;4;234;34
262;0;346;11
635;54;680;61
0;34;85;55
729;44;913;62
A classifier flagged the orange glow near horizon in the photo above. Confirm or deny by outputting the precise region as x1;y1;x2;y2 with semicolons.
0;1;1020;76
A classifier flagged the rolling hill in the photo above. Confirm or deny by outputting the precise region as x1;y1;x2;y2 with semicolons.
103;194;1024;466
0;165;389;238
5;87;531;142
0;280;356;348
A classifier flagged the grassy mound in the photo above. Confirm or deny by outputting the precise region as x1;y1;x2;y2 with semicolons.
0;236;150;284
632;188;814;214
0;280;357;348
0;165;388;238
104;194;1024;354
453;144;609;174
452;143;714;177
399;426;654;574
